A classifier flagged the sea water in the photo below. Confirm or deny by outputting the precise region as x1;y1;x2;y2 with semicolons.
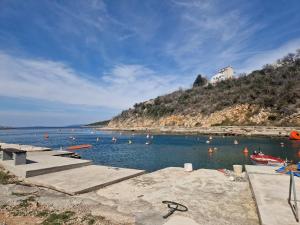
0;127;299;172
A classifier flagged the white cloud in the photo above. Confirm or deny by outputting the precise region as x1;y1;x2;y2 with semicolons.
237;38;300;73
165;0;262;75
0;52;187;109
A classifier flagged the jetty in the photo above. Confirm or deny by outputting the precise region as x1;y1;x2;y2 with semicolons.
1;142;300;224
0;143;145;195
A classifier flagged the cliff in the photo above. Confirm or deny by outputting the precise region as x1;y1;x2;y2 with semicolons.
108;51;300;128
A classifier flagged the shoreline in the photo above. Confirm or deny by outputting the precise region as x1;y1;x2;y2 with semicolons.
93;125;300;137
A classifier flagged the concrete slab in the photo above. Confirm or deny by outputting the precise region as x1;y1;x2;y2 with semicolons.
0;154;91;178
95;167;259;225
245;165;282;175
26;165;145;195
163;215;199;225
27;150;73;157
246;165;300;225
0;142;51;152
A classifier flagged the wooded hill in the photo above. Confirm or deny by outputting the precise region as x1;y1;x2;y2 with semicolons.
108;50;300;127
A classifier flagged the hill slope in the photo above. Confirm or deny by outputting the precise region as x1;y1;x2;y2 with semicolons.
108;52;300;128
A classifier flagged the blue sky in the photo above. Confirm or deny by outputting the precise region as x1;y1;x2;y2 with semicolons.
0;0;300;126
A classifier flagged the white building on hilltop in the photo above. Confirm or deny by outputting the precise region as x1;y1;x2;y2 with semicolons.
210;66;234;84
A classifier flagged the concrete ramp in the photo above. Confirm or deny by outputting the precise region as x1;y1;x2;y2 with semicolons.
1;155;92;178
246;165;300;225
26;165;145;195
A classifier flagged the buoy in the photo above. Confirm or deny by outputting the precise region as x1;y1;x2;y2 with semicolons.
234;140;239;145
209;136;213;140
96;137;100;142
243;147;249;154
112;137;117;143
206;140;210;144
290;131;300;140
297;150;300;158
208;148;213;153
128;140;132;144
44;133;49;139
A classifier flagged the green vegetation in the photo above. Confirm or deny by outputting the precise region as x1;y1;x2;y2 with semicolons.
112;50;300;125
19;196;36;208
42;211;75;225
193;74;208;87
0;170;12;184
87;119;110;126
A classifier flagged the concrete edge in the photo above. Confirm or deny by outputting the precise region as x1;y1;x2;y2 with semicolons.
74;170;146;195
25;161;92;177
246;171;263;225
26;170;146;195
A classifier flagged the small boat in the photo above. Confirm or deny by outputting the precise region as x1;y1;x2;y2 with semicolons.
44;133;49;139
250;153;285;166
290;130;300;140
67;144;92;150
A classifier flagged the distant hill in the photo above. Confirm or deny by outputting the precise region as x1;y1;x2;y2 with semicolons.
87;120;110;127
108;51;300;128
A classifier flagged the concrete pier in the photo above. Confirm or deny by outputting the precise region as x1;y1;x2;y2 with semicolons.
95;167;259;225
246;165;300;225
0;152;92;178
27;165;145;195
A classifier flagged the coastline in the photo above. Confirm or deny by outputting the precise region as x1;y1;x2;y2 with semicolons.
93;125;300;137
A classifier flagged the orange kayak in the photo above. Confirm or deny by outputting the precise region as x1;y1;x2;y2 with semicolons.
67;144;92;150
289;131;300;140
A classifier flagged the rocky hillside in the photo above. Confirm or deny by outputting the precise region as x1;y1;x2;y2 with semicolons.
108;51;300;128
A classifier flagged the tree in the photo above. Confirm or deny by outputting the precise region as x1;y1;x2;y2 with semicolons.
193;74;208;87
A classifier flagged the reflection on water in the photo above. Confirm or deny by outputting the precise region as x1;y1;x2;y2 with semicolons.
0;127;299;172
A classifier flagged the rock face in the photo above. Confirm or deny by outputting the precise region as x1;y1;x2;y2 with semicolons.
108;104;300;128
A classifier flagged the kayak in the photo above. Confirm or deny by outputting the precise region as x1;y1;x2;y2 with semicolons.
250;154;285;166
67;144;92;150
290;130;300;140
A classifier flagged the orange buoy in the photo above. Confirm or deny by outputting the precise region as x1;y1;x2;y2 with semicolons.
243;147;249;154
290;131;300;140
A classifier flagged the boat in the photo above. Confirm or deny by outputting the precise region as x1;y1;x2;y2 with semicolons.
66;144;92;150
250;153;285;166
290;130;300;140
44;133;49;139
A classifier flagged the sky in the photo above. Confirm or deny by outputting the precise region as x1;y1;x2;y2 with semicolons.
0;0;300;127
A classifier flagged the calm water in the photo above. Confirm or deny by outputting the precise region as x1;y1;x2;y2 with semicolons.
1;127;300;172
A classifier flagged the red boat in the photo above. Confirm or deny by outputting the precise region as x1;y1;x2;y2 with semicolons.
250;153;285;166
67;144;92;150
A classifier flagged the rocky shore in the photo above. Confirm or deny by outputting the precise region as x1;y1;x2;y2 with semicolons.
97;125;299;137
